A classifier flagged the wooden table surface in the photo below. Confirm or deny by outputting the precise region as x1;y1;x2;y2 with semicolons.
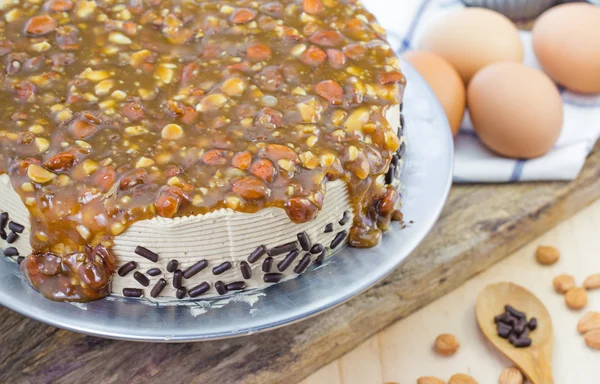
303;199;600;384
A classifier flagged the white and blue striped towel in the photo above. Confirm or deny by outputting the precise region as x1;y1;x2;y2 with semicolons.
365;0;600;183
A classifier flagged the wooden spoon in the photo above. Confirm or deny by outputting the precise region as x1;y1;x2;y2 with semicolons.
476;282;554;384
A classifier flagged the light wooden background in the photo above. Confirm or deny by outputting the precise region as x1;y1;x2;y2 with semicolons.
302;199;600;384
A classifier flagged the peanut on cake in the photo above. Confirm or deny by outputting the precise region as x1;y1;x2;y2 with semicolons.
0;0;405;302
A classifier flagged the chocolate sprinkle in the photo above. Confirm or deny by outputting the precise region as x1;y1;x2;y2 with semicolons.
330;230;347;249
133;271;150;287
16;256;24;265
262;256;273;272
215;280;227;295
6;232;18;244
117;261;137;277
324;223;334;233
297;232;311;251
123;288;143;298
8;221;24;233
166;259;179;273
247;245;267;263
189;282;210;297
264;273;283;283
277;249;300;272
315;250;326;266
176;287;187;299
0;230;6;240
183;259;208;279
339;211;350;226
0;212;8;230
150;278;167;298
4;247;19;257
147;268;162;276
173;270;183;289
134;246;158;262
212;261;232;275
240;261;252;279
226;281;245;291
385;163;396;185
391;154;399;167
267;241;298;256
294;253;311;274
310;243;324;255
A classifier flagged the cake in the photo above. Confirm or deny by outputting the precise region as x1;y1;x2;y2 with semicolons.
0;0;405;302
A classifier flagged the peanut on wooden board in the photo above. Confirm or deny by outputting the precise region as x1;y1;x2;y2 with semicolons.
417;377;446;384
434;333;460;356
552;274;575;294
583;273;600;290
584;329;600;350
565;287;588;310
577;312;600;334
448;373;478;384
535;245;560;265
498;367;524;384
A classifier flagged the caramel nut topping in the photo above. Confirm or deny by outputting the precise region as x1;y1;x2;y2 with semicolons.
0;0;404;302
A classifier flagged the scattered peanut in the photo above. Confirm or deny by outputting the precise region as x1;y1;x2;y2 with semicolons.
448;373;478;384
498;367;523;384
584;329;600;350
417;377;446;384
577;312;600;334
583;274;600;290
565;287;587;310
434;334;460;356
552;274;575;294
535;245;560;265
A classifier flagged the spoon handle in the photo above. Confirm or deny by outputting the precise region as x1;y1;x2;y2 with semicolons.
528;345;554;384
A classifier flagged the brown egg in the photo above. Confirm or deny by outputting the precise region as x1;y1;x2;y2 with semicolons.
468;62;563;159
419;8;523;84
533;3;600;94
403;51;465;136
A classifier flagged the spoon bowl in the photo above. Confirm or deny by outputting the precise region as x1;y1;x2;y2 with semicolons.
476;282;554;384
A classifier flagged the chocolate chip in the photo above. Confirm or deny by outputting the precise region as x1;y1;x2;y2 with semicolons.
226;281;245;291
172;269;183;289
3;247;19;257
8;221;24;233
505;305;526;319
330;230;347;249
391;154;399;167
294;253;311;274
215;280;227;295
147;268;162;276
166;259;178;273
310;243;324;254
513;337;532;348
134;246;158;262
133;271;150;287
338;211;350;226
528;317;537;331
277;249;299;272
264;273;283;283
176;287;187;299
117;261;137;277
16;256;24;265
150;278;167;298
297;231;311;251
262;256;273;272
240;261;252;279
0;212;8;231
314;250;326;266
385;163;395;185
212;261;232;275
324;223;333;233
497;323;512;339
267;241;297;256
0;230;6;240
189;282;210;297
183;259;208;279
6;232;19;244
248;245;267;263
123;288;143;298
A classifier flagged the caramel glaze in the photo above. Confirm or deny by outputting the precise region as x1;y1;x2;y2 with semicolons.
0;0;405;301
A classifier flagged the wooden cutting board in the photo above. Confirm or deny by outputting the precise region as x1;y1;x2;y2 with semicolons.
1;142;599;384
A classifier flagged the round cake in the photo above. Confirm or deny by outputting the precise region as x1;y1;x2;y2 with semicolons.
0;0;405;302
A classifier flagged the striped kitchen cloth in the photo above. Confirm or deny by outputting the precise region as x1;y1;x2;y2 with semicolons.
364;0;600;183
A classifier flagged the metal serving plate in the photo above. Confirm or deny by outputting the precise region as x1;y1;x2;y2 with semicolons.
0;62;453;342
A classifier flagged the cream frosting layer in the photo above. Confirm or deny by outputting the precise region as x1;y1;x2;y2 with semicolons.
0;104;401;301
